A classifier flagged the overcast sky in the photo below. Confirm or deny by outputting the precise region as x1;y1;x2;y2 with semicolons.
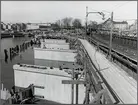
1;1;137;25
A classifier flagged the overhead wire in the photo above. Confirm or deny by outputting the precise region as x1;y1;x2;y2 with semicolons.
112;1;131;11
103;1;134;23
113;19;137;21
86;1;135;26
99;1;130;19
88;8;99;13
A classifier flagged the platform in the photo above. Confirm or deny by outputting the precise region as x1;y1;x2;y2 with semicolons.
79;39;137;104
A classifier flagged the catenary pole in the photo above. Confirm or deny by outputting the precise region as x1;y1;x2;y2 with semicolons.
109;12;113;61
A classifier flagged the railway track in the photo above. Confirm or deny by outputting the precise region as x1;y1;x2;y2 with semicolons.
63;34;137;78
83;36;137;74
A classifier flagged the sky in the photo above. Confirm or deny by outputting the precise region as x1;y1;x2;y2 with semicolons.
1;1;137;25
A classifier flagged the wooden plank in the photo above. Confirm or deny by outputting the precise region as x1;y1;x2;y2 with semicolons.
62;80;85;84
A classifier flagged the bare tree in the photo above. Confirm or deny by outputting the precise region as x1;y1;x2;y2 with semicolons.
72;19;82;28
61;17;73;28
88;21;98;28
55;20;61;27
87;21;98;34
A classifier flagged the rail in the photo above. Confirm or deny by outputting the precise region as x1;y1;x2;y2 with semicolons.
84;36;137;74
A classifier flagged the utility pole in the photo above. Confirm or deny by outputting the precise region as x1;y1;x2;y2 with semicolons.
76;23;79;104
85;6;88;40
76;72;79;104
109;12;113;61
77;23;78;43
135;20;137;38
84;6;89;104
71;64;75;104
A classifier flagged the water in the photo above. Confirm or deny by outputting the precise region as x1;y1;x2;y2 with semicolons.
1;37;76;90
1;37;34;90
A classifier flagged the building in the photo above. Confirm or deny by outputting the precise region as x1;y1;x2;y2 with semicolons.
1;22;7;31
113;21;128;32
6;23;12;31
128;20;137;36
101;18;111;30
39;23;51;32
26;23;39;30
99;18;129;35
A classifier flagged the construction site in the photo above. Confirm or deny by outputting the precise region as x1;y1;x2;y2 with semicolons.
1;1;137;105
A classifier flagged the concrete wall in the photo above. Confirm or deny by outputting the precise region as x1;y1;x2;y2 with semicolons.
41;42;69;50
34;48;77;62
13;64;85;104
34;59;74;68
40;39;66;44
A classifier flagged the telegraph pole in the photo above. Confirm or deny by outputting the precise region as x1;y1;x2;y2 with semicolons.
136;19;137;40
71;64;75;104
85;6;88;40
77;22;78;43
84;6;89;104
109;12;113;61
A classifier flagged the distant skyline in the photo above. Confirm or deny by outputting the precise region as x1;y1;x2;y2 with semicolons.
1;1;137;25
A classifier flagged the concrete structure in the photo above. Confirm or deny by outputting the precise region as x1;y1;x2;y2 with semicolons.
80;39;137;104
41;42;69;50
34;59;75;68
13;64;85;104
40;39;66;44
34;48;77;62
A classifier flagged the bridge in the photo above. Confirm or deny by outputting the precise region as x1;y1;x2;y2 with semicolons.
78;38;137;104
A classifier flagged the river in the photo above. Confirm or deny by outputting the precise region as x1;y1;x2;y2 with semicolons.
0;36;75;90
1;37;34;90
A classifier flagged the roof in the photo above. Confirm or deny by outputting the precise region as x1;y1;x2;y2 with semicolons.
103;18;111;24
102;19;128;25
113;21;128;24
